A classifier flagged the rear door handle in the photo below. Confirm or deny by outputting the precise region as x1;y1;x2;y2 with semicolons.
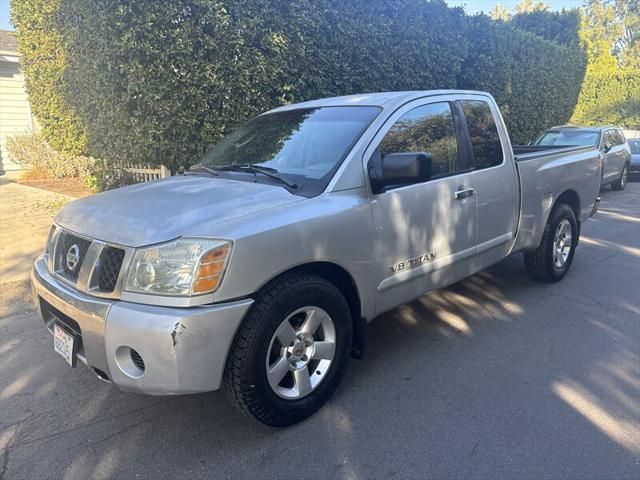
454;187;474;200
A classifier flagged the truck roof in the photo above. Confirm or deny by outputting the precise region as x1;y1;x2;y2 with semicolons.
266;90;493;113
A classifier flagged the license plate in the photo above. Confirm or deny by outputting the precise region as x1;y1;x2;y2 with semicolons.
53;323;76;366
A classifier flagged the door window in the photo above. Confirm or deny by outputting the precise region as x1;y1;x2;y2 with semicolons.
603;131;615;148
460;100;504;169
379;102;461;179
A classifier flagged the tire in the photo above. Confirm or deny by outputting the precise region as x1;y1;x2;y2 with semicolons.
223;273;352;426
524;204;578;283
611;164;629;191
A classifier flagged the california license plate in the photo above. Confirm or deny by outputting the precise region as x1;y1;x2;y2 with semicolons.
53;323;76;366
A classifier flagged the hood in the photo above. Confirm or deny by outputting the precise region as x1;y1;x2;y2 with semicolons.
55;176;305;246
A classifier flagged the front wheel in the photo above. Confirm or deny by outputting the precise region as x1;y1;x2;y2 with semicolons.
611;164;629;191
524;204;578;282
223;273;352;426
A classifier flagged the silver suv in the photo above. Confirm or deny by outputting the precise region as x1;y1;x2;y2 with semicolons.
534;125;631;190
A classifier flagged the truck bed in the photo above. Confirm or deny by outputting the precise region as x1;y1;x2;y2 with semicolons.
510;145;601;253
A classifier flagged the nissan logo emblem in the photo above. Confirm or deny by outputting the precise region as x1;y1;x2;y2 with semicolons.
66;244;81;272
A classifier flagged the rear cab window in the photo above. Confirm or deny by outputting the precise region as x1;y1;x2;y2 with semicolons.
459;100;504;169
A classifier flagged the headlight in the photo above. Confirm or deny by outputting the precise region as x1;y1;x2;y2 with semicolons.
124;238;231;296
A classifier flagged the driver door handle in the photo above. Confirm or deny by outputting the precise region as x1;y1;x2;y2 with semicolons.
454;187;474;200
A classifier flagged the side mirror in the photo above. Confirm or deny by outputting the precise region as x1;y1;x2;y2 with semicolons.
603;143;612;153
369;152;432;194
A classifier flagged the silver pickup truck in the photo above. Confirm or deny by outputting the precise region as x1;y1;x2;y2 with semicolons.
31;90;601;426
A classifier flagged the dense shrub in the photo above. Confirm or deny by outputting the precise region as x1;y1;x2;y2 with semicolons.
458;15;586;143
571;65;640;128
12;0;587;169
511;9;582;46
56;0;585;168
6;132;94;178
84;159;136;193
10;0;86;155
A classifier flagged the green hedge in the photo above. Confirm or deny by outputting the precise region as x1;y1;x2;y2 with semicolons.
510;9;581;46
458;15;586;144
14;0;587;169
571;64;640;129
10;0;86;155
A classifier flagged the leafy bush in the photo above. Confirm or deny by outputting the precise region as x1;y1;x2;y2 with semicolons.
55;0;586;167
511;9;582;46
6;132;94;178
458;15;586;143
571;65;640;128
84;159;136;193
10;0;86;155
12;0;587;166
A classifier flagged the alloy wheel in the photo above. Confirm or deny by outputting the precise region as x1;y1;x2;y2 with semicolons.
266;306;336;399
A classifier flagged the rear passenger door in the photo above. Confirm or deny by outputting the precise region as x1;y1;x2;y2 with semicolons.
366;97;478;313
459;98;519;270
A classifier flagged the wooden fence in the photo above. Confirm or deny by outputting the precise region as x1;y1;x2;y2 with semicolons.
121;163;170;183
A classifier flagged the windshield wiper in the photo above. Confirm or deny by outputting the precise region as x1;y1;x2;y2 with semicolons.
187;163;219;176
218;164;297;189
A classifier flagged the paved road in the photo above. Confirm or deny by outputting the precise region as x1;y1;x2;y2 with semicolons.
1;183;639;479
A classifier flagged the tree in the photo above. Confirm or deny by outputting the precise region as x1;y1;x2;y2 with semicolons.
515;0;548;14
490;3;510;21
570;0;640;128
611;0;639;68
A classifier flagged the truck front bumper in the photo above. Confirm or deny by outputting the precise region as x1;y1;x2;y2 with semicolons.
31;257;253;395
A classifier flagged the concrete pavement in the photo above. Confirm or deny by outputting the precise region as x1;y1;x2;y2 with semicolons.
0;179;71;283
1;183;638;479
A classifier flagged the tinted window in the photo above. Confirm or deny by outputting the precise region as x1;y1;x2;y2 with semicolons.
536;130;600;147
201;106;380;195
461;100;503;169
379;102;460;178
614;131;625;145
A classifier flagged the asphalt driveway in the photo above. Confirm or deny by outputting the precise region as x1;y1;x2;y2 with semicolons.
1;183;638;479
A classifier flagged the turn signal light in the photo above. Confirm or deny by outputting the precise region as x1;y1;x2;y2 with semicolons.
193;244;231;293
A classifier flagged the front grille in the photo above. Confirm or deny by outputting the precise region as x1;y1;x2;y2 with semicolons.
49;227;130;298
54;231;92;283
93;246;126;292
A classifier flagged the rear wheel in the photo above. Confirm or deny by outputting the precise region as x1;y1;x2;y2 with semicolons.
524;204;578;282
612;164;629;191
223;273;352;426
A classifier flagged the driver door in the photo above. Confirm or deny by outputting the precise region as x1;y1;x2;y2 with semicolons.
366;97;477;313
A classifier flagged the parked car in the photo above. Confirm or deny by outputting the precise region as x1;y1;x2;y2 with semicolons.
533;125;631;190
628;138;640;173
31;90;601;426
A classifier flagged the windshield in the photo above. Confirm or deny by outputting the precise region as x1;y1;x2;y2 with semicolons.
535;130;600;147
629;139;640;154
200;106;381;196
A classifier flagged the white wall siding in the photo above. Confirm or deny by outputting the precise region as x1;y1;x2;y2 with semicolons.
0;57;35;174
